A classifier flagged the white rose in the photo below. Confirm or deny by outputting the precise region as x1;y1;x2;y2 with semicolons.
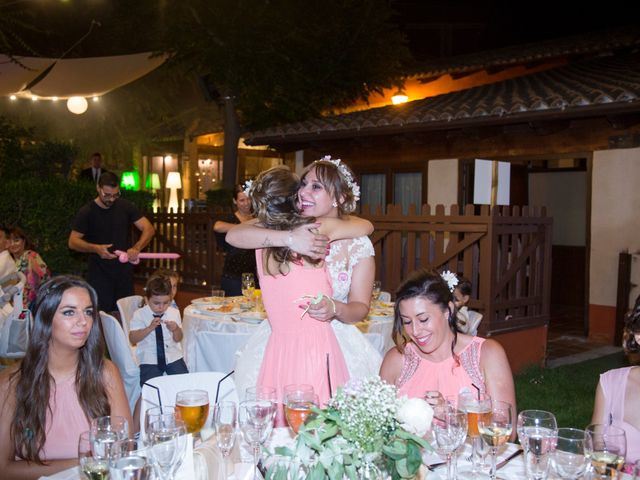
396;397;433;437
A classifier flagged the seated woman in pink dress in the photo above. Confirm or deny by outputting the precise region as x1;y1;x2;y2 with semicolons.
379;269;516;414
0;275;132;480
8;226;51;311
239;165;372;413
591;295;640;468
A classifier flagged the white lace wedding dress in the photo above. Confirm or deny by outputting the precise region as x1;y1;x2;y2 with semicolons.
233;236;383;397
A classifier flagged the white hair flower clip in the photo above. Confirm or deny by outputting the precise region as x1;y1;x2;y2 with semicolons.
440;270;459;292
242;179;254;196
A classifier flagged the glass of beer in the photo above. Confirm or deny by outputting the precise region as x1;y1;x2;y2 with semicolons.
284;389;318;434
458;391;492;476
175;389;210;435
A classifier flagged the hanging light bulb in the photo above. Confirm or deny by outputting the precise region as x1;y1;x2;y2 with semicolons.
67;96;88;114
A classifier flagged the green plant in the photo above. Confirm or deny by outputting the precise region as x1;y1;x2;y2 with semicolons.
266;376;433;480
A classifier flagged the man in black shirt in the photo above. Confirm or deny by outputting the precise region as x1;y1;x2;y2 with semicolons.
69;172;155;312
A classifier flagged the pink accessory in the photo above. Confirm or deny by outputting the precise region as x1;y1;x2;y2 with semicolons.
337;272;348;282
113;250;180;265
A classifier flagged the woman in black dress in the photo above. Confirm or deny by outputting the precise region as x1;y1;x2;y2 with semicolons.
213;185;258;296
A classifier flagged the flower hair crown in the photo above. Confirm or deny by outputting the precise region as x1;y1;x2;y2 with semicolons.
441;270;459;292
317;155;360;202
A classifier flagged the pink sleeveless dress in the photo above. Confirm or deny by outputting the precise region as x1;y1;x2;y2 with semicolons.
41;375;90;460
396;338;486;399
598;367;640;464
255;250;349;409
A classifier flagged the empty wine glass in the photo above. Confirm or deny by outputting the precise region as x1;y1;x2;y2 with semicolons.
478;400;513;480
146;415;188;480
175;389;210;436
90;415;129;462
551;428;588;479
517;409;558;480
239;399;277;480
213;401;237;480
429;403;468;480
79;430;110;480
584;424;627;475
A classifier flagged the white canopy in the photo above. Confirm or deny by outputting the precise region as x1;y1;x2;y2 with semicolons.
0;52;167;99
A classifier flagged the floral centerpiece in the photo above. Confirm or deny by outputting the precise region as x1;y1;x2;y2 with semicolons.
265;376;434;480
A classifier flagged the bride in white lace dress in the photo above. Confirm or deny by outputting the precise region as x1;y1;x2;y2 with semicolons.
227;157;382;396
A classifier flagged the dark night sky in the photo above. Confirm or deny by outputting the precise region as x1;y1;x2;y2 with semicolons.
389;0;640;61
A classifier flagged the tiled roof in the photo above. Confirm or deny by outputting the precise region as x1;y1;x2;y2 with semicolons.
246;50;640;145
409;26;640;80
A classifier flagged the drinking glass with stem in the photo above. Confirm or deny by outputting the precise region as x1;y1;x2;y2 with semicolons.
284;389;318;434
146;415;188;480
175;389;210;438
90;415;129;463
584;423;627;475
241;273;256;300
213;401;238;480
79;430;110;480
239;399;277;480
477;400;513;480
109;438;150;480
428;402;468;480
516;409;558;480
551;428;588;480
458;391;492;477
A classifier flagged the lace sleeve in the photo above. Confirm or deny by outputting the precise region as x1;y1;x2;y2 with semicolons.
326;236;374;303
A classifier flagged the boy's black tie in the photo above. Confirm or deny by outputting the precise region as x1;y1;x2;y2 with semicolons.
153;313;167;370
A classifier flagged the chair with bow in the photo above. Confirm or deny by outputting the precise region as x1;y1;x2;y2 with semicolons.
100;311;141;413
116;294;143;339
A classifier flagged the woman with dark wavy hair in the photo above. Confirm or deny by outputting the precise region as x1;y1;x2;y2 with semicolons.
591;294;640;468
0;275;132;479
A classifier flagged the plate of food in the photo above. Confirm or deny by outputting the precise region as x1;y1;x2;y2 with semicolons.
368;308;393;320
197;304;242;316
232;311;267;324
191;296;226;306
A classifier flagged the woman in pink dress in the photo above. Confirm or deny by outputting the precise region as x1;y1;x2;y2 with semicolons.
591;296;640;468
243;166;373;410
379;269;516;413
0;275;131;480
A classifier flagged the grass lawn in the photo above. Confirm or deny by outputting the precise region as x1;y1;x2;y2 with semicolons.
514;352;630;429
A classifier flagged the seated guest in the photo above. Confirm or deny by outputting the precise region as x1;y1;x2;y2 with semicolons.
379;269;516;413
453;273;483;336
0;275;132;480
8;226;51;311
591;295;640;467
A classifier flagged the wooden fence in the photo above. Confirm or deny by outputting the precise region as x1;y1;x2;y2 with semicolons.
142;204;552;336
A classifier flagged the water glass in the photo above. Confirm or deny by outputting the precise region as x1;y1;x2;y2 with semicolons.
239;399;277;480
79;430;110;480
584;424;626;474
478;400;513;480
517;409;558;480
551;428;588;479
144;406;178;441
428;403;468;480
146;416;188;480
109;455;151;480
90;415;129;461
213;401;237;479
175;389;210;435
210;289;225;298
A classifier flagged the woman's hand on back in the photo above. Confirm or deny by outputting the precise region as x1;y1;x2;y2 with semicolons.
290;223;329;259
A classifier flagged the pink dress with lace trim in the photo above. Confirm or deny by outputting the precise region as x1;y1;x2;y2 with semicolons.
41;375;90;460
255;250;349;411
396;338;486;399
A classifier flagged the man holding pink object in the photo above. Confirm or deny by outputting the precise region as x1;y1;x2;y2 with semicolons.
68;171;155;313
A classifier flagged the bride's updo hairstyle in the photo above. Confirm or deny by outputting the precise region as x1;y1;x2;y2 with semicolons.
248;165;319;275
300;156;359;216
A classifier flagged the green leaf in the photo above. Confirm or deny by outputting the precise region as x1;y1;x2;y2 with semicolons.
345;463;357;480
395;457;411;478
308;462;326;480
382;439;406;459
405;441;422;474
318;423;339;443
328;460;345;480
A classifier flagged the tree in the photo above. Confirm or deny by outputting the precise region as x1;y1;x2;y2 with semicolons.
157;0;412;189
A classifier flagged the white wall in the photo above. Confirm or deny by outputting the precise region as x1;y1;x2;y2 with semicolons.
529;171;586;246
590;147;640;306
427;159;458;207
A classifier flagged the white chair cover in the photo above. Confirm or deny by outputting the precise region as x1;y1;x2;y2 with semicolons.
194;331;252;373
378;291;392;302
0;272;28;359
140;371;239;437
364;332;387;356
116;294;143;338
100;311;141;414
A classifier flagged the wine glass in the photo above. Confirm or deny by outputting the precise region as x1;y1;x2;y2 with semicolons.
239;399;277;480
109;454;150;480
79;430;110;480
175;389;210;436
213;401;238;480
584;424;626;475
478;400;513;480
458;391;492;477
146;415;188;480
372;280;382;301
517;409;558;480
90;415;129;461
284;390;318;434
246;385;279;426
242;273;256;300
551;428;588;479
428;403;468;480
144;406;178;441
